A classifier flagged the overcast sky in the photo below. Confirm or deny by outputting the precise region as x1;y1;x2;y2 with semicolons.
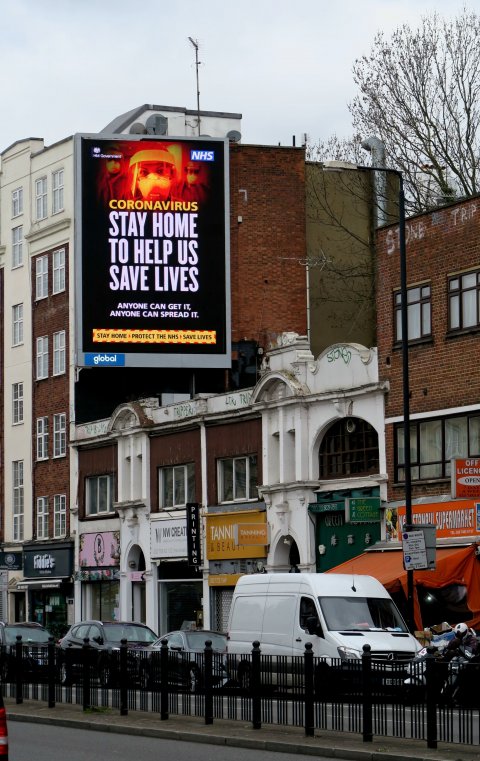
0;0;475;153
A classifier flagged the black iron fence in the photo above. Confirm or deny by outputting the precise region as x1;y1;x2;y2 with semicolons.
2;636;480;750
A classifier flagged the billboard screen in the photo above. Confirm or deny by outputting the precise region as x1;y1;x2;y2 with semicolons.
75;134;230;368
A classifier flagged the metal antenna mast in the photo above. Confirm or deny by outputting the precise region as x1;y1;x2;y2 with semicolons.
188;37;201;136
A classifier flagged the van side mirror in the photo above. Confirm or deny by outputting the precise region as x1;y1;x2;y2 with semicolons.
305;615;322;637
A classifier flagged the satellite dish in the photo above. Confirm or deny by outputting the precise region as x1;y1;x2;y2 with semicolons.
227;130;242;143
129;122;146;135
145;114;168;135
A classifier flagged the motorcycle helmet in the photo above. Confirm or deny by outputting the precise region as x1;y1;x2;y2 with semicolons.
454;622;468;638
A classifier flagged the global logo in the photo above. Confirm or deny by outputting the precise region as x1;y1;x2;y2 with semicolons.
85;353;125;367
190;149;215;162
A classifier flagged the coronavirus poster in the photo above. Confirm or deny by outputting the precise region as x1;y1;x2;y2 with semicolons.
75;134;230;368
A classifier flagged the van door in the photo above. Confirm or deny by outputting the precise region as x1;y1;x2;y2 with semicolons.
261;594;296;655
292;595;322;656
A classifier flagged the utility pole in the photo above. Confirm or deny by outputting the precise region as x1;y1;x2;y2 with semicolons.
188;37;201;136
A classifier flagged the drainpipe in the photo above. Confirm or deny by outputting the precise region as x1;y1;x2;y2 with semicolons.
361;137;387;228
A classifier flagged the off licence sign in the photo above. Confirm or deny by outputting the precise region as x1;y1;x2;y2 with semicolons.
452;458;480;498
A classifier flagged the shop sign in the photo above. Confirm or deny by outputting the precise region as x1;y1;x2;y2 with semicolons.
396;500;480;539
186;502;202;568
308;501;344;513
233;523;268;546
452;458;480;498
206;511;267;560
79;531;120;568
151;517;187;559
24;546;72;578
347;498;380;523
208;573;242;587
0;551;22;571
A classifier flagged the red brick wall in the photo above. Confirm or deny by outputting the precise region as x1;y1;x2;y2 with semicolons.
376;196;480;501
229;145;307;349
149;428;202;513
77;444;117;519
31;244;70;537
206;417;262;504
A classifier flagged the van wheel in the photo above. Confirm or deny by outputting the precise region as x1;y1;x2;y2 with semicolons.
238;663;252;692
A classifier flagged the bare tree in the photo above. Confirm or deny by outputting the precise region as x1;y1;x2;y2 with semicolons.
349;8;480;213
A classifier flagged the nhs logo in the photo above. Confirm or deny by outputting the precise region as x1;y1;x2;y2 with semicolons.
190;149;215;161
85;353;125;367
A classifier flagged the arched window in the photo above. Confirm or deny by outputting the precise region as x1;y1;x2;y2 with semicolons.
319;419;379;479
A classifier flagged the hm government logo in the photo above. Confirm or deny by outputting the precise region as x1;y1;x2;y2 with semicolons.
85;353;125;367
190;149;215;162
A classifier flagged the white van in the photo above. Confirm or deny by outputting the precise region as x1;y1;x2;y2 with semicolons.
226;573;420;691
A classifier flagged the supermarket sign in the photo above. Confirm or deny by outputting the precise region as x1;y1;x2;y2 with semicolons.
396;500;480;539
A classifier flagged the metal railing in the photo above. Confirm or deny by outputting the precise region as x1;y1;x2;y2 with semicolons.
2;637;480;750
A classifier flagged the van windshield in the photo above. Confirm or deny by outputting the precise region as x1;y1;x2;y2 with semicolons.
319;596;408;632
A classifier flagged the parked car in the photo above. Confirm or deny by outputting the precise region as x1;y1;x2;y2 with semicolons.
58;620;158;686
138;629;229;692
0;621;54;682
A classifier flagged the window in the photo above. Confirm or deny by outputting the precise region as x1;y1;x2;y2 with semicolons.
12;226;23;268
159;463;195;508
53;248;65;293
53;330;66;375
52;169;64;213
86;475;114;515
35;255;49;300
54;495;66;538
12;304;23;346
13;461;24;542
12;383;23;425
319;419;379;478
37;497;49;539
53;413;66;457
218;455;258;502
394;284;431;341
12;188;23;218
36;336;49;379
36;417;49;460
395;412;480;482
35;177;47;220
449;270;480;331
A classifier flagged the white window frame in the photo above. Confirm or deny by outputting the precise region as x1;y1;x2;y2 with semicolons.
53;248;66;294
35;255;49;300
35;177;48;220
13;460;24;542
36;416;49;460
12;304;23;346
37;496;49;539
53;413;66;457
12;383;24;425
86;475;113;515
159;463;195;509
36;335;49;379
53;330;66;375
218;455;258;503
54;494;66;538
12;187;23;218
52;169;64;214
12;225;23;268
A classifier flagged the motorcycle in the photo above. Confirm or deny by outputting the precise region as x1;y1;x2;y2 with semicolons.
403;631;453;703
440;639;480;708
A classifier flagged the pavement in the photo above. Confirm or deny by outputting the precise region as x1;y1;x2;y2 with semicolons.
4;697;480;761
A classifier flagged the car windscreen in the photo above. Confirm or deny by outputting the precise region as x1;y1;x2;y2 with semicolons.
103;624;157;644
319;596;408;632
4;627;51;644
184;632;227;651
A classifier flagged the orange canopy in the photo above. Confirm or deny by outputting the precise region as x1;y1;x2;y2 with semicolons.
326;544;480;630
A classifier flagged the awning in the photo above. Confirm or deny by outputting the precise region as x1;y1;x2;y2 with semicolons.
326;544;480;630
15;578;65;590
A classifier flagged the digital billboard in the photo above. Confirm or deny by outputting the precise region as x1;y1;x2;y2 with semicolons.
74;134;230;368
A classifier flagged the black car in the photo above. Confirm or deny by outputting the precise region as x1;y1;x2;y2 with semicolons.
58;620;158;686
0;622;54;682
138;629;229;692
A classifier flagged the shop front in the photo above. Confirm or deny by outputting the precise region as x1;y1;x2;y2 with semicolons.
77;531;121;621
17;542;74;639
151;514;203;635
206;507;268;631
